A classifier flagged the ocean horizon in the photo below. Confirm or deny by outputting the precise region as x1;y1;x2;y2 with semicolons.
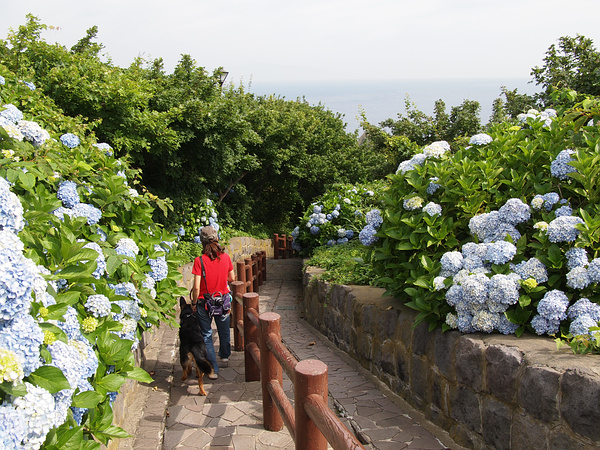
247;78;540;134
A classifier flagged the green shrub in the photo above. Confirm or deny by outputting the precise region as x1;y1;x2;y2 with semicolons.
292;181;387;255
371;100;600;340
305;240;376;286
0;67;187;448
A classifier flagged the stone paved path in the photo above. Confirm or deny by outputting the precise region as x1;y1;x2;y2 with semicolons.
116;258;463;449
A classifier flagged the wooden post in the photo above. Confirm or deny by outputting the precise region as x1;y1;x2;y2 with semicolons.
260;312;284;431
237;260;247;294
295;360;328;450
243;292;260;382
273;233;280;259
231;281;244;351
244;258;253;293
260;250;267;282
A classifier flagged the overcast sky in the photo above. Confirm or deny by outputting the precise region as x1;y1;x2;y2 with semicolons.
2;1;599;85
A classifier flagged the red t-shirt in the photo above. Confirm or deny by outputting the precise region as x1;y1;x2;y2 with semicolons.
192;253;233;298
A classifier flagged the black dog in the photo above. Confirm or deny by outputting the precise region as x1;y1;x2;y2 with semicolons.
179;297;214;395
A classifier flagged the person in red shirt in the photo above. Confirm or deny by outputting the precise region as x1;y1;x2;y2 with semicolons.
191;226;235;379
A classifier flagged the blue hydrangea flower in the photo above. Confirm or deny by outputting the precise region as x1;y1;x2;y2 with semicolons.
440;251;463;277
85;294;112;317
422;141;450;158
498;198;530;225
567;298;600;321
17;120;50;146
487;274;520;305
93;142;113;156
0;75;4;85
569;315;598;337
497;315;520;335
72;203;102;225
485;241;517;265
57;181;80;208
59;133;80;148
445;284;463;307
555;205;573;217
469;133;493;145
331;210;340;218
531;314;561;335
566;266;590;289
403;196;424;211
148;256;168;282
0;403;27;448
427;177;441;194
178;226;185;236
423;202;442;217
366;209;383;228
0;247;39;321
81;242;106;279
588;258;600;283
396;153;427;174
55;306;85;341
313;205;322;214
194;235;201;244
309;225;320;235
511;257;548;284
461;273;489;304
359;224;378;246
0;177;25;232
550;149;577;180
345;229;354;239
0;313;44;377
461;242;488;260
537;290;569;322
542;192;560;211
21;80;36;90
0;104;24;123
11;382;56;448
337;237;349;245
565;248;588;270
547;215;584;243
115;238;139;258
471;310;498;333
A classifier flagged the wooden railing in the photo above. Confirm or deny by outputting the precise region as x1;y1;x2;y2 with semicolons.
273;233;294;259
229;289;365;450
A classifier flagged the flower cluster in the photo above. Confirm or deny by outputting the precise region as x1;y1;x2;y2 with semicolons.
396;140;450;174
517;108;557;127
469;133;493;146
469;198;530;243
550;149;577;180
59;133;80;148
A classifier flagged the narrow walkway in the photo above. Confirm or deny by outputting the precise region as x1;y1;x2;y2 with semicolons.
118;258;463;449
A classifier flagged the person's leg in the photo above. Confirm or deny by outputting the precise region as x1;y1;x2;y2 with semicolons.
215;311;231;360
195;306;219;373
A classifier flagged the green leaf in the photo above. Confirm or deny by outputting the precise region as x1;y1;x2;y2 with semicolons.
0;381;27;397
96;373;126;391
123;367;153;383
72;390;104;408
28;365;71;393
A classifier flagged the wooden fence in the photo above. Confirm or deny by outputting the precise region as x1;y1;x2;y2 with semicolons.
228;287;365;450
273;233;295;259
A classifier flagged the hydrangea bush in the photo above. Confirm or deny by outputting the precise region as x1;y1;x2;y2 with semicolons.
370;101;600;344
291;181;386;255
0;68;186;448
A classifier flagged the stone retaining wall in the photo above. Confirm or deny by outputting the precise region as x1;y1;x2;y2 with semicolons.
302;266;600;450
109;236;273;447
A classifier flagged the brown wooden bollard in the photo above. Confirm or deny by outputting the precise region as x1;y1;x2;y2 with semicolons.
231;281;244;350
244;258;253;292
243;292;260;382
236;260;247;294
259;312;284;431
273;233;280;259
260;250;267;282
251;256;259;292
295;360;328;450
286;235;293;258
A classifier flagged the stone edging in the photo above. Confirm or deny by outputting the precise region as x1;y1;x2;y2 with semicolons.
302;265;600;449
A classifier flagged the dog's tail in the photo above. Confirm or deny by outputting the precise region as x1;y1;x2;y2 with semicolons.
190;345;214;376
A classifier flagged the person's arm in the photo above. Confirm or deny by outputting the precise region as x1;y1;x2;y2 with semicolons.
191;274;202;304
227;269;235;283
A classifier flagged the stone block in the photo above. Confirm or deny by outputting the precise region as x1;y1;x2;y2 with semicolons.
481;397;512;450
560;368;600;441
376;307;399;343
361;303;376;334
450;384;481;434
518;365;560;423
548;427;589;450
412;321;432;357
485;344;524;403
410;354;429;407
395;342;410;384
511;411;549;450
356;328;373;361
433;329;459;380
455;336;485;391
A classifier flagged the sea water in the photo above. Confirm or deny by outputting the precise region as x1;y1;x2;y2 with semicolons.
248;78;539;134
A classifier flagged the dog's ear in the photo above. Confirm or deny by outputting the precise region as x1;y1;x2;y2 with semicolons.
179;296;187;309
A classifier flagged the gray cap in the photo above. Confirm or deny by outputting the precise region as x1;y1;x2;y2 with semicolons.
200;226;218;245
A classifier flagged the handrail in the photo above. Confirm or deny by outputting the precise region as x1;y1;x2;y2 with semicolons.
240;292;366;450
